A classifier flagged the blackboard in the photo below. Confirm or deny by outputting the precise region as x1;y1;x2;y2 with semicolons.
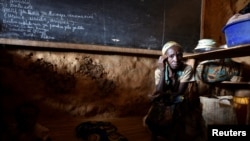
0;0;201;53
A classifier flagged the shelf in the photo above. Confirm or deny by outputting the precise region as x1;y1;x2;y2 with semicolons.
184;44;250;60
184;44;250;89
217;81;250;89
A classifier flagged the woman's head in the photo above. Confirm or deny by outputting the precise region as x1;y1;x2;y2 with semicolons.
162;41;183;70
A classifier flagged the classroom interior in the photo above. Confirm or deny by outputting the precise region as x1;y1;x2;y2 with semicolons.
1;0;250;141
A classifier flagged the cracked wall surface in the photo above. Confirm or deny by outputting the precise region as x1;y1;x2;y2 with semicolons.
0;48;157;119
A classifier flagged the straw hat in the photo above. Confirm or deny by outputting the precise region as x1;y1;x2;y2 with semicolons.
194;39;217;53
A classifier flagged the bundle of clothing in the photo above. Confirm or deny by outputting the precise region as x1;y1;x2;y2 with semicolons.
75;121;128;141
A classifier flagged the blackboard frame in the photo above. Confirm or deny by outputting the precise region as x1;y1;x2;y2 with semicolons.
0;38;161;56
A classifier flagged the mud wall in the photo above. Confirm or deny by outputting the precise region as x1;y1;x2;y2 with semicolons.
0;47;158;119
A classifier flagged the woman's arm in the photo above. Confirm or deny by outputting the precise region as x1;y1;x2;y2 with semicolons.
172;82;188;97
149;56;167;100
172;64;194;98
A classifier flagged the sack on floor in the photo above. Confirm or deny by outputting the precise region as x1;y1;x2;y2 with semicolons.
196;58;242;83
75;121;128;141
199;95;238;125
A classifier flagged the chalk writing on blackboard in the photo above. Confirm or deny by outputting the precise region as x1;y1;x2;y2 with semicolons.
1;0;93;40
0;0;201;52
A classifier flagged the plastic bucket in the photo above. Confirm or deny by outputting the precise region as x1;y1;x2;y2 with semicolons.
222;19;250;47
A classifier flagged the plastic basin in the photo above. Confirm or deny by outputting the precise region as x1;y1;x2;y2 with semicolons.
222;19;250;47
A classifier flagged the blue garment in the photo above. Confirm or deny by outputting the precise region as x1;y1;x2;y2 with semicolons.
164;64;184;104
164;64;183;85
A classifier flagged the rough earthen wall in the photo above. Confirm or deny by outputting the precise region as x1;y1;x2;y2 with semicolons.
0;49;157;119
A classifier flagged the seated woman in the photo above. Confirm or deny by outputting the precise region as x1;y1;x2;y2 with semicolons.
144;41;195;141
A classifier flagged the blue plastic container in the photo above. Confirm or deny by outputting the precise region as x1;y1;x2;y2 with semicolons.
222;18;250;47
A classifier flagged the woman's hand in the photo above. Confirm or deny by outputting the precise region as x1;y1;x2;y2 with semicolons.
148;91;165;102
158;55;167;71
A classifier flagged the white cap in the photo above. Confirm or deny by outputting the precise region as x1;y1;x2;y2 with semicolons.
162;41;181;55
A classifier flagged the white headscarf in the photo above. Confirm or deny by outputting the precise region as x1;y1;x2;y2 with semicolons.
162;41;181;55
